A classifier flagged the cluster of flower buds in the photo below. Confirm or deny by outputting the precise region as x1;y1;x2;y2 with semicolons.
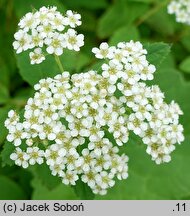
13;6;84;64
168;0;190;25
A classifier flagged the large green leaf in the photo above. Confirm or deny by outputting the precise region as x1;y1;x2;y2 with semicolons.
146;8;177;36
73;179;95;200
0;57;10;87
63;0;108;10
13;0;65;17
179;56;190;74
1;141;15;166
29;164;61;190
98;0;148;39
0;83;9;105
0;175;26;199
129;0;155;2
181;34;190;52
16;50;91;86
144;42;171;67
0;107;10;145
109;25;140;45
16;52;61;86
60;50;91;74
31;177;78;199
79;11;97;32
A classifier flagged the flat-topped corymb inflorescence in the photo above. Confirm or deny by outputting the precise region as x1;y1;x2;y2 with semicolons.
13;6;84;64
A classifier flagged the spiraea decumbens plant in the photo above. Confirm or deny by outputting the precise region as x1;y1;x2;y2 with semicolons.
4;6;184;196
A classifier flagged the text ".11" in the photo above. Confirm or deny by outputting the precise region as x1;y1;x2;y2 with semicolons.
173;203;186;212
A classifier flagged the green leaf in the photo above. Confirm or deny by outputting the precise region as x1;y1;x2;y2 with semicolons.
98;1;148;39
31;177;78;199
75;53;91;73
0;175;26;199
16;50;91;86
0;58;10;104
73;179;95;200
172;44;188;63
63;0;108;10
146;8;177;36
60;50;91;74
0;83;9;105
152;68;190;135
144;42;171;67
96;136;190;199
0;57;10;87
129;0;155;2
179;56;190;74
29;163;61;190
79;11;97;32
16;169;33;198
157;53;175;69
16;52;62;86
181;33;190;52
0;107;10;145
109;25;140;45
1;141;15;166
13;0;65;17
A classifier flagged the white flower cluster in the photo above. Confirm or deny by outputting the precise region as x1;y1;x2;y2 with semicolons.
5;71;129;195
167;0;190;25
92;41;184;164
5;39;184;195
13;7;84;64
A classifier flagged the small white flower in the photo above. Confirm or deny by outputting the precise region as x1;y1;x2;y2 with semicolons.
45;33;66;55
27;147;44;165
168;1;181;14
92;42;115;59
65;10;82;28
50;163;65;177
13;30;32;53
80;149;95;172
128;113;148;135
18;12;39;32
29;48;45;64
140;64;156;81
7;123;27;146
31;29;44;47
62;170;79;185
51;13;65;31
45;144;66;166
10;148;30;168
64;29;84;51
81;170;97;188
5;110;19;129
95;171;115;190
102;60;123;84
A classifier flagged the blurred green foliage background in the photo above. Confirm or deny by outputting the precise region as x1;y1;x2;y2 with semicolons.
0;0;190;200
